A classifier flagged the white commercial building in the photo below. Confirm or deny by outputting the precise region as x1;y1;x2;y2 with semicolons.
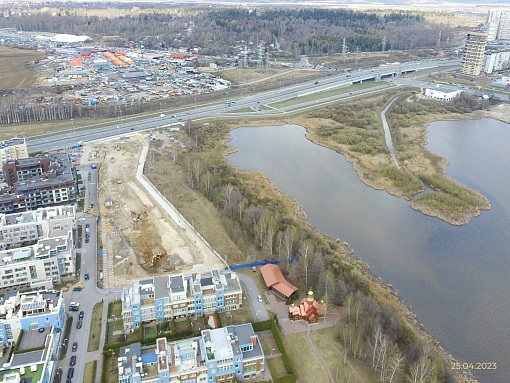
424;87;462;102
0;206;76;292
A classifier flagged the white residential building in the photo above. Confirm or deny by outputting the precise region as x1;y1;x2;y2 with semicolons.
484;48;510;74
0;290;63;383
122;269;242;330
0;206;76;292
0;138;28;163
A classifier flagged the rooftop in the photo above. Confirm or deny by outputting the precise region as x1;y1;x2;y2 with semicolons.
0;364;43;383
0;138;25;149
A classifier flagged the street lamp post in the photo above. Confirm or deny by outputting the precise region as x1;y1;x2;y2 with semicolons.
62;338;68;355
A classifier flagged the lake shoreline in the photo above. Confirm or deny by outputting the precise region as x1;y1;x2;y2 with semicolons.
226;122;480;383
298;101;508;226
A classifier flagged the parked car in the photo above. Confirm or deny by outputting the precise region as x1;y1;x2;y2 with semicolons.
84;273;89;280
76;321;82;329
85;238;89;244
79;311;84;320
70;355;76;366
85;223;90;229
67;368;74;379
252;266;256;272
72;342;78;352
257;295;262;303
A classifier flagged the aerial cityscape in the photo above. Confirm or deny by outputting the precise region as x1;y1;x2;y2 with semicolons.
0;1;509;383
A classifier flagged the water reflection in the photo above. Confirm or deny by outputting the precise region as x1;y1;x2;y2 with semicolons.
228;121;510;383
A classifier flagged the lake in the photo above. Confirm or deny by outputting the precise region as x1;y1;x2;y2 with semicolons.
227;119;510;383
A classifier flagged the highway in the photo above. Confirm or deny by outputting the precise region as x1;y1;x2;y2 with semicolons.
47;59;463;380
26;59;462;153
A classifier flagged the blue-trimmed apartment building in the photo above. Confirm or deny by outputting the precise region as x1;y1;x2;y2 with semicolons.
0;290;65;345
122;269;242;330
118;323;265;383
0;290;65;383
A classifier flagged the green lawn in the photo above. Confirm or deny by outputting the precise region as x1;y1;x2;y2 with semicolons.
285;332;330;383
315;326;374;383
260;334;279;355
0;365;43;382
143;324;158;340
225;107;255;113
87;302;103;352
84;361;97;383
104;354;119;383
267;357;288;379
270;81;385;109
112;301;122;317
174;318;191;333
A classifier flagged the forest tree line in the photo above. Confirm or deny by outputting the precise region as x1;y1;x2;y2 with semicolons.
148;119;459;383
0;5;458;56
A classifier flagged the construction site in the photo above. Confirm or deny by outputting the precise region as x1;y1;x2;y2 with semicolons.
82;131;226;289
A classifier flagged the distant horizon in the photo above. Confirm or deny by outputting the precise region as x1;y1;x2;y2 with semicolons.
1;0;510;5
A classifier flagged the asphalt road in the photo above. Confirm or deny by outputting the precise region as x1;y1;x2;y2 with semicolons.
45;58;485;380
26;59;463;153
55;163;113;382
238;273;269;322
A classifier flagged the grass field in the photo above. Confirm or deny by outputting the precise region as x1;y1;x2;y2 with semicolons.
87;302;104;352
285;332;330;382
104;354;119;383
313;327;373;383
270;81;385;109
83;361;97;383
0;46;46;89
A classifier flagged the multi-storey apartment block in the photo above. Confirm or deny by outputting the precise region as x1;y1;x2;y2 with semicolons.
461;32;488;76
0;206;76;292
118;324;265;383
0;290;65;346
0;138;28;163
122;269;242;330
0;154;78;214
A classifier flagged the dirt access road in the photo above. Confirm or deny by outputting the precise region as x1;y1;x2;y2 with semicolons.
83;132;225;288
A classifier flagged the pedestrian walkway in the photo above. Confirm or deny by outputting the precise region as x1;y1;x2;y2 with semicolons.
312;330;364;383
306;324;335;383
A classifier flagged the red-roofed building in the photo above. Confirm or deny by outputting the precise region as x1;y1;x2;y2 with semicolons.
260;264;298;300
288;290;325;324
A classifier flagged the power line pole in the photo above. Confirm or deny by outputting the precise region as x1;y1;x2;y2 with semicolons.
342;37;348;63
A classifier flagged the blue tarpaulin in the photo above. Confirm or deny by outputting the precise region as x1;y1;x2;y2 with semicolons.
229;258;298;270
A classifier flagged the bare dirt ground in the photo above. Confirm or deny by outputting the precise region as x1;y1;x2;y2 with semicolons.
84;132;225;288
0;46;46;90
